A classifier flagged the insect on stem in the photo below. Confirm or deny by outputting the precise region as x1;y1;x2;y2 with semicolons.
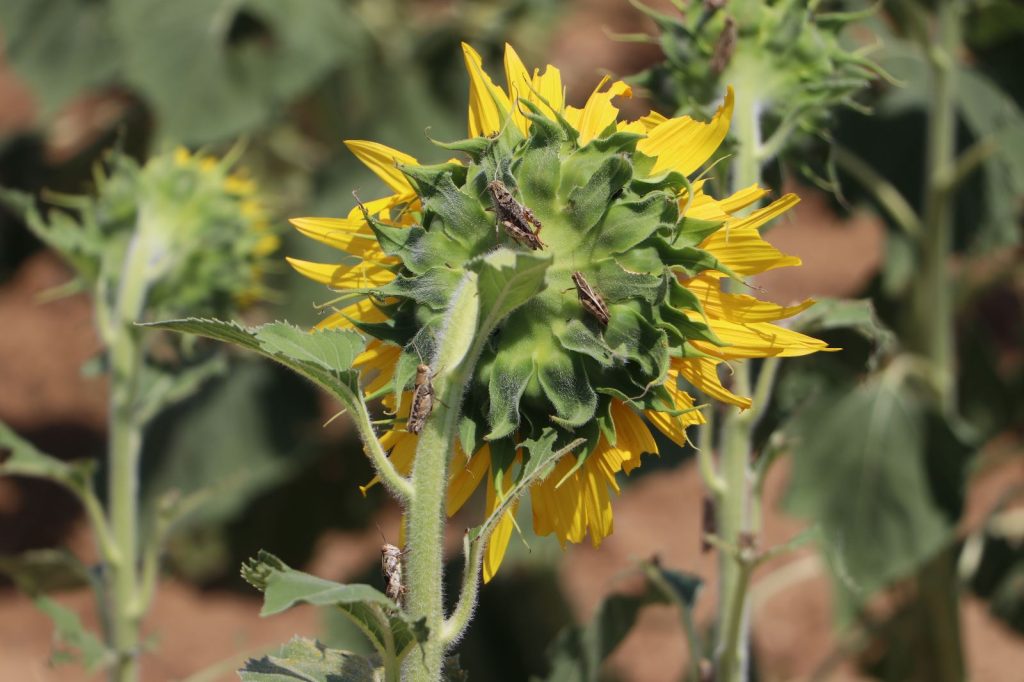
405;363;435;434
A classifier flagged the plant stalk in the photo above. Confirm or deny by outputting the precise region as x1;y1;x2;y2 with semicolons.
105;232;153;682
906;3;964;680
714;55;764;682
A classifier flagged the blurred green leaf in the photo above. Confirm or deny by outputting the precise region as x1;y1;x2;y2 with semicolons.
785;365;968;595
537;559;700;682
109;0;361;143
0;549;93;594
239;636;377;682
35;596;112;672
0;0;119;115
0;420;96;498
141;360;315;527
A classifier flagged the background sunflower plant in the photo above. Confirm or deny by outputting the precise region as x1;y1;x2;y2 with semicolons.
156;43;827;682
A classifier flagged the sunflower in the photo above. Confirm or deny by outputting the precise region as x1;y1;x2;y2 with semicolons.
288;44;828;580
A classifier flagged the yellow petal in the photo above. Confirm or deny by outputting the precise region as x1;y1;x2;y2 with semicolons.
531;456;586;546
638;86;734;177
290;216;373;250
344;140;418;195
693;317;831;359
609;400;657;474
314;296;389;331
718;184;769;215
531;63;564;119
359;428;417;495
503;44;533;135
345;193;417;222
645;373;705;447
462;42;511;137
674;357;752;409
581;459;614;547
482;454;519;583
286;258;395;288
447;444;490;517
618;110;668;134
685;274;815;323
565;76;632;145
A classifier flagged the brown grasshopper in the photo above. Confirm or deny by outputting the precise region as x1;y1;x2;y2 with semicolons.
381;542;406;606
487;179;545;250
406;363;435;434
570;271;611;327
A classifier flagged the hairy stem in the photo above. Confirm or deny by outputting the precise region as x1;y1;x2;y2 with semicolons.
106;232;152;682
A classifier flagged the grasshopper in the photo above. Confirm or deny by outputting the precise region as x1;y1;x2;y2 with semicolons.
487;179;545;250
406;363;435;434
381;542;406;605
570;271;611;327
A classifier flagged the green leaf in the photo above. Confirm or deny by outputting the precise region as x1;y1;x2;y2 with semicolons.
35;596;112;672
785;368;962;594
0;549;93;594
470;430;584;546
110;0;359;143
0;0;118;115
242;551;428;660
790;298;897;364
239;637;377;682
0;421;96;498
143;319;366;411
254;323;364;374
135;355;228;424
468;248;551;337
539;560;700;682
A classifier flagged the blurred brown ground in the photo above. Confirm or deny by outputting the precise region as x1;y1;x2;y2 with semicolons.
2;1;1023;680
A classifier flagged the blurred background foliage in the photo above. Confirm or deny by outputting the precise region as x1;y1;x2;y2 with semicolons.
0;1;1022;680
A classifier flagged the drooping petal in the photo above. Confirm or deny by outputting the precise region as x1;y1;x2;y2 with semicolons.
608;400;658;474
285;258;395;288
674;356;752;409
692;317;831;359
531;456;586;546
358;426;417;495
354;340;401;394
638;87;734;177
563;77;632;145
685;274;814;323
344;140;418;194
315;296;390;331
462;42;511;137
447;444;490;517
482;454;519;583
645;371;705;447
698;196;803;276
